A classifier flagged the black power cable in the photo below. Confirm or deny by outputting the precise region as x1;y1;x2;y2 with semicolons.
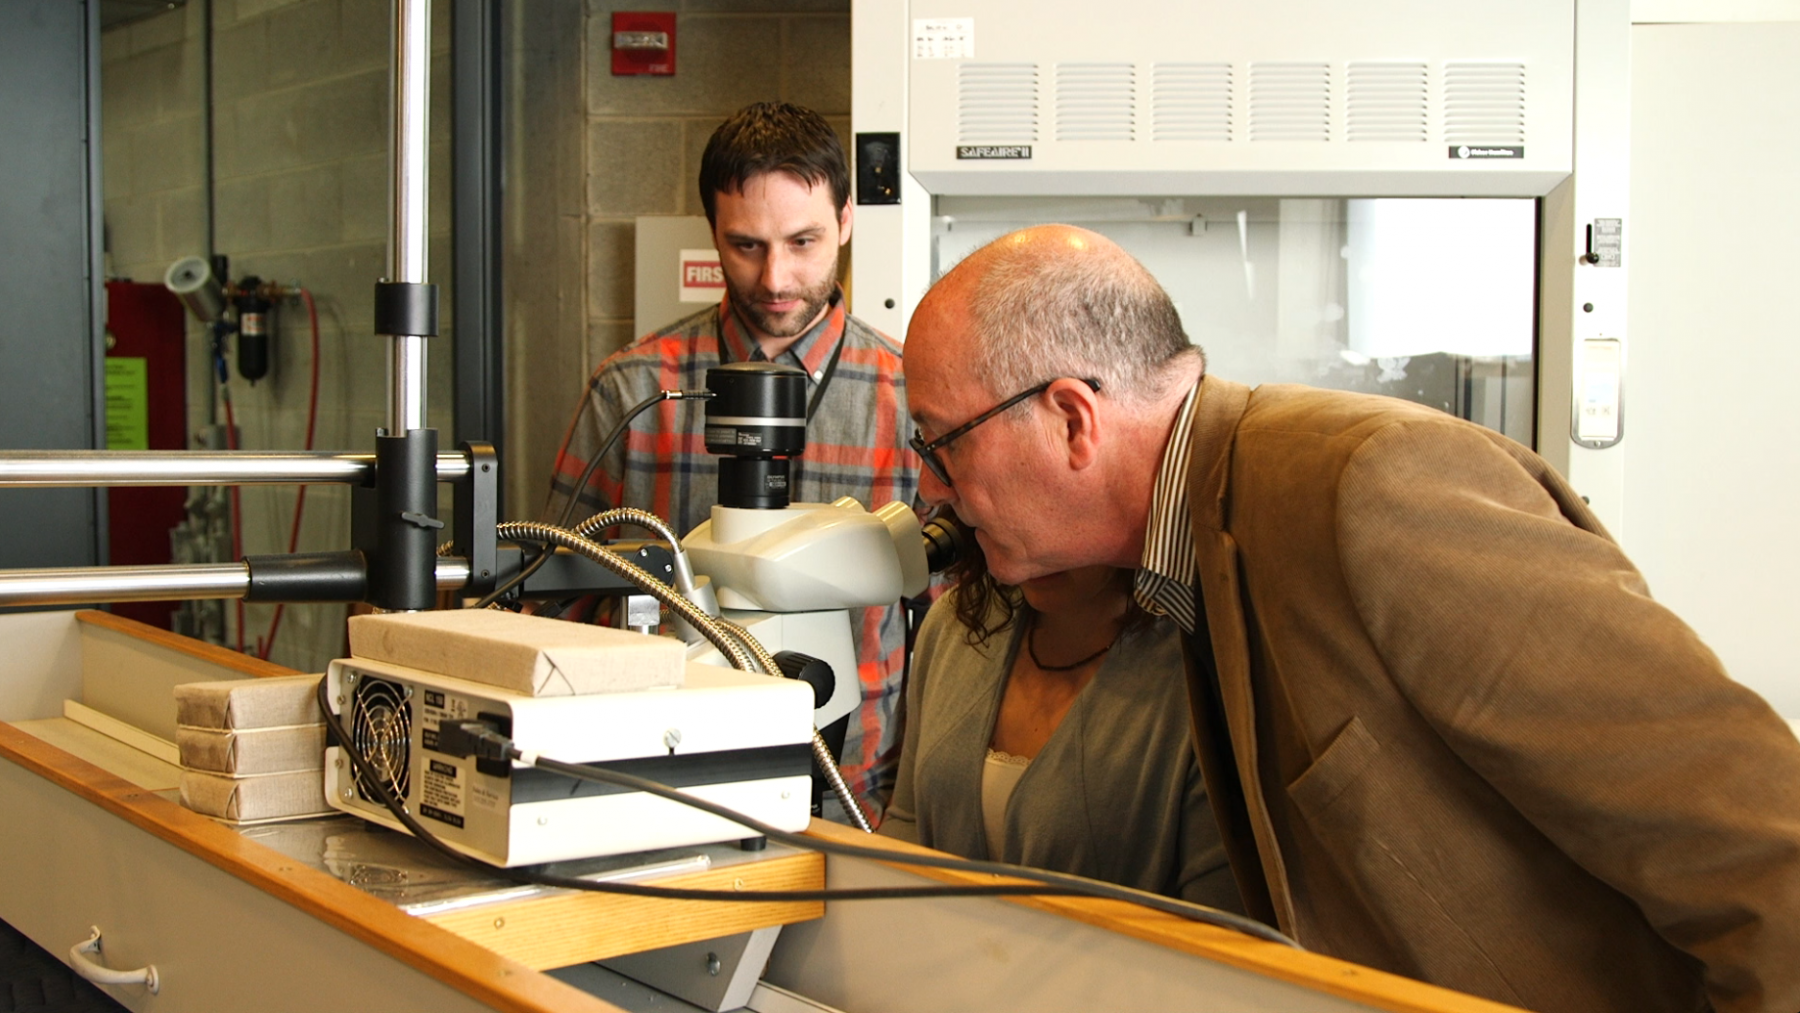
470;388;713;610
316;677;1300;947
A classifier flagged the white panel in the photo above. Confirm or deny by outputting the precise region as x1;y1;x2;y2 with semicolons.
1152;63;1233;141
906;0;1574;196
767;849;1402;1012
1346;63;1429;142
1345;199;1536;358
0;759;508;1013
1624;22;1800;717
1536;0;1631;537
635;216;717;339
0;610;82;722
1633;0;1800;22
850;0;933;338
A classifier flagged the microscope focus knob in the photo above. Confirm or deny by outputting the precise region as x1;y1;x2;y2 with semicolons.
772;650;835;709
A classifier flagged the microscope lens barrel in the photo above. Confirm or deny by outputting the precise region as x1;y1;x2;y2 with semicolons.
704;362;807;458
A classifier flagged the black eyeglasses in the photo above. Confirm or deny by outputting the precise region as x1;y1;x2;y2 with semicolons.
909;377;1101;487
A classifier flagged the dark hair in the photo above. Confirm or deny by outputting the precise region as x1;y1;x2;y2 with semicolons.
946;527;1024;647
699;102;849;227
944;512;1151;648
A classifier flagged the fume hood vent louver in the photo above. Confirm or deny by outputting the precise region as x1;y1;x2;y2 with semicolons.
958;62;1039;144
1056;63;1136;141
1249;62;1331;141
1444;62;1528;146
905;0;1571;196
1151;63;1233;142
1346;62;1429;142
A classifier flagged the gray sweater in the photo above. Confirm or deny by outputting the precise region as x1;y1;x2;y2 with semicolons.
880;590;1243;910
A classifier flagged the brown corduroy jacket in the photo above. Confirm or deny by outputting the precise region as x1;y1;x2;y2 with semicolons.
1181;376;1800;1013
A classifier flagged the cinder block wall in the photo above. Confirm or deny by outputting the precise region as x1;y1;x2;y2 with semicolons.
100;0;849;668
506;0;852;520
102;0;454;673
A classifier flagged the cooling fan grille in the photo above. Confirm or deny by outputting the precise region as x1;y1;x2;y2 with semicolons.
351;676;412;802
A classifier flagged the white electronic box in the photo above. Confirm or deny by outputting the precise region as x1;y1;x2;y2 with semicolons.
322;656;815;867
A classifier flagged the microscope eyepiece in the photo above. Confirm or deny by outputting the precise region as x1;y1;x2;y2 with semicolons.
920;513;967;573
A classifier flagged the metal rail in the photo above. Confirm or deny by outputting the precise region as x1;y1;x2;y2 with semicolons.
389;0;431;436
0;559;471;607
0;451;472;487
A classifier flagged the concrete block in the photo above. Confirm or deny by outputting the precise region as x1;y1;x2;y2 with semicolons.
232;69;385;175
269;165;344;250
430;51;453;142
131;6;190;55
315;69;389;160
337;0;388;75
102;128;132;201
783;16;851;115
102;26;131;66
586;119;684;216
106;195;162;271
680;118;713;217
586;15;781;117
429;232;455;330
682;0;848;11
161;40;204;117
158;186;208;263
102;49;167;128
430;138;453;240
131;115;206;195
267;0;339;90
216;176;271;254
235;0;310;22
212;19;269;97
433;0;452;54
586;319;637;372
300;241;383;327
339;153;387;244
586;219;635;321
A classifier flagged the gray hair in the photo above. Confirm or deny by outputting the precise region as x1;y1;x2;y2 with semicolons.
962;233;1202;407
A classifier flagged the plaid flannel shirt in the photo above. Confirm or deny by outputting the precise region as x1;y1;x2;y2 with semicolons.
545;290;918;823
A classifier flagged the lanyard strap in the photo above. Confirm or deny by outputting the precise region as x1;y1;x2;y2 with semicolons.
719;324;846;422
804;333;846;422
718;325;846;492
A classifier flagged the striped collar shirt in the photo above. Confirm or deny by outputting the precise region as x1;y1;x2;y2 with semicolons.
1133;381;1201;635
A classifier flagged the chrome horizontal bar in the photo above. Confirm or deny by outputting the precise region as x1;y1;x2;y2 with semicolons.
0;558;472;607
0;451;473;488
0;564;250;605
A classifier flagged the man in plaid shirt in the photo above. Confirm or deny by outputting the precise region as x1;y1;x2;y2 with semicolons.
543;103;918;826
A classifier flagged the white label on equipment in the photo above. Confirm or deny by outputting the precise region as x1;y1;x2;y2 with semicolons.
421;754;466;827
1576;338;1622;443
914;18;974;60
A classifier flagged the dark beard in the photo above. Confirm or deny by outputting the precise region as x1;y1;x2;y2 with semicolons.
728;269;837;340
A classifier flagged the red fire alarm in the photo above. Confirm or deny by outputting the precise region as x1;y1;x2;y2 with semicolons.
612;12;676;76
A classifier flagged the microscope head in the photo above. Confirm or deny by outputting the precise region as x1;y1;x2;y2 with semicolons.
705;361;807;510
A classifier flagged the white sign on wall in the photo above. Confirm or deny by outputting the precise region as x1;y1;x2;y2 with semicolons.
678;249;724;303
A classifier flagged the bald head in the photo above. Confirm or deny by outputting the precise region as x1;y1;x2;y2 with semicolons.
913;225;1202;405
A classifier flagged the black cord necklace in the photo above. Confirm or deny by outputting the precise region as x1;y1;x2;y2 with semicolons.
1026;613;1119;672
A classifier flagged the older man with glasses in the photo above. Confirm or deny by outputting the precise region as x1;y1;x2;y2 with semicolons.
900;223;1800;1013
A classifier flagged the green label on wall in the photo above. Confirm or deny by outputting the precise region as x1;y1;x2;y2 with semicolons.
105;356;149;450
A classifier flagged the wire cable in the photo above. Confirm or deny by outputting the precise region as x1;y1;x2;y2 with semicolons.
491;521;871;832
315;675;1299;946
472;389;713;610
